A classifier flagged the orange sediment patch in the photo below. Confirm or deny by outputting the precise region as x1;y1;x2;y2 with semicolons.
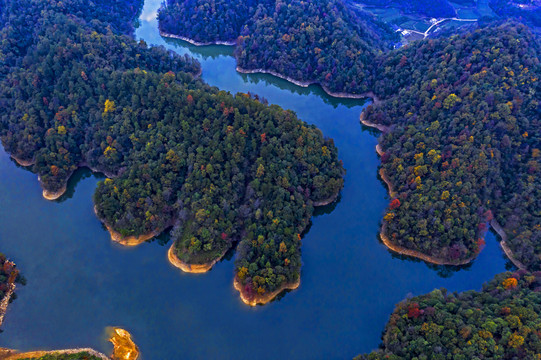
233;276;300;306
109;328;139;360
167;244;224;273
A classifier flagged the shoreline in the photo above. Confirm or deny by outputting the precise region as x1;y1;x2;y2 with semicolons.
490;219;527;270
0;283;15;328
93;206;171;246
236;66;375;100
365;117;477;266
379;223;477;266
363;111;527;270
10;155;35;167
233;276;300;306
167;245;227;273
158;29;380;102
312;190;340;207
360;110;390;133
159;30;236;46
37;162;119;201
0;348;110;360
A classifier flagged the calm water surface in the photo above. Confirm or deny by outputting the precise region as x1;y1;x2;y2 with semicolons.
0;1;513;358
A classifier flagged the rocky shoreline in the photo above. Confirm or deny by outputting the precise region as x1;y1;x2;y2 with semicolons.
490;219;527;270
379;223;477;266
312;189;340;207
234;276;300;306
167;244;227;273
159;30;236;46
360;111;390;133
236;66;375;100
10;155;35;167
93;206;172;246
0;283;15;328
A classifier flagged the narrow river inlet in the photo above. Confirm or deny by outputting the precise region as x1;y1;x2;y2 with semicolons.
0;0;513;358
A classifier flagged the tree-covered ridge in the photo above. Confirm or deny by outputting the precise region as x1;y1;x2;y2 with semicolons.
158;0;398;94
0;0;147;79
0;0;344;301
364;22;541;268
357;271;541;359
236;0;397;94
158;0;273;43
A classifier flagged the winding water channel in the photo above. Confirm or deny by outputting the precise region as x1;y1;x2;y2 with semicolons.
0;0;514;358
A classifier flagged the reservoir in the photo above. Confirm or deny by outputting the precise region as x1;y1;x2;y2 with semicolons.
0;0;513;358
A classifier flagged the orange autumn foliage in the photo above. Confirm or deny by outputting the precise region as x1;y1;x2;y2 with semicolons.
503;277;518;289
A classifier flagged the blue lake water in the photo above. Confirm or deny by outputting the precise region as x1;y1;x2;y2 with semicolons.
0;0;513;358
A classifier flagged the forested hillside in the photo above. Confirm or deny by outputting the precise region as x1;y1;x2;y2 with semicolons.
158;0;273;43
236;0;397;94
0;0;344;304
357;271;541;359
366;22;541;269
158;0;398;94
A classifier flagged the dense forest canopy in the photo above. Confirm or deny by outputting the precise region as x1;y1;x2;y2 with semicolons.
235;0;398;94
366;22;541;269
0;0;344;303
158;0;399;94
158;0;541;271
158;0;273;43
357;271;541;359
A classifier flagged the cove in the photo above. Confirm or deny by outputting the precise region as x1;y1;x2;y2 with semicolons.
0;0;513;358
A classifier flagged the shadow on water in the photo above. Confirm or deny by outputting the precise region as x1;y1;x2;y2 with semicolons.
312;194;342;217
162;37;235;59
55;167;105;203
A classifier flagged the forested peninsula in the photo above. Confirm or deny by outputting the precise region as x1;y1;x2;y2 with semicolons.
366;23;541;270
158;0;540;271
0;0;344;305
357;271;541;359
